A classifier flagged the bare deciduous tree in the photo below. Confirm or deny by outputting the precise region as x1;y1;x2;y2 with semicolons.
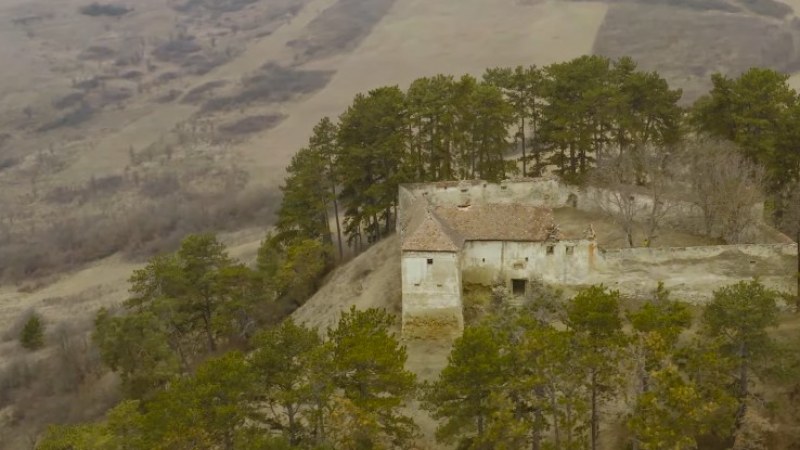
683;140;765;243
591;145;678;247
778;183;800;309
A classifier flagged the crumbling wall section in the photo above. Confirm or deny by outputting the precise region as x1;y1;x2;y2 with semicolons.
588;243;798;301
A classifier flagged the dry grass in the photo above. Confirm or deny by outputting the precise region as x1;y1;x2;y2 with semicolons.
0;312;118;450
593;3;800;102
287;0;398;64
200;63;333;113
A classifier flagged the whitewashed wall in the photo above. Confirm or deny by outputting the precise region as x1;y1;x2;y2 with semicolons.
401;251;463;336
399;179;769;240
461;239;595;287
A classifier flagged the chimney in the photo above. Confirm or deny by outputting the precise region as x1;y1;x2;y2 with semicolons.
458;180;471;207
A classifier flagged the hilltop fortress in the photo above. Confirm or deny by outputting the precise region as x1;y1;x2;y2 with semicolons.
397;178;798;337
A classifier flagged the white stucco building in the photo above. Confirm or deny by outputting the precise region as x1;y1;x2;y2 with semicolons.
398;178;798;338
398;178;595;337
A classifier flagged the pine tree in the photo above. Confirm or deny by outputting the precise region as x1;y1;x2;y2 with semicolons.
701;280;782;428
20;312;45;351
328;306;418;447
566;285;626;450
422;323;510;448
337;87;409;248
691;68;800;192
310;116;344;260
276;146;332;244
250;319;325;445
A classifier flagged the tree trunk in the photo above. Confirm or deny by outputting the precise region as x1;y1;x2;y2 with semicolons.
591;370;599;450
521;117;527;176
203;313;217;352
550;384;561;450
328;157;344;261
566;401;573;449
287;404;298;445
736;342;749;429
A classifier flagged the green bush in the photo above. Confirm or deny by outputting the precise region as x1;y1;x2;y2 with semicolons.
20;314;45;350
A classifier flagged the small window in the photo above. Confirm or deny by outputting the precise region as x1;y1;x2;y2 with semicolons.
566;246;574;256
481;258;486;263
427;258;433;265
460;188;468;193
512;279;527;296
546;245;555;255
525;257;529;262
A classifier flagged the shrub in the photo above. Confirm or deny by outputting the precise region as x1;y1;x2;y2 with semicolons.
180;80;227;104
218;114;284;136
155;89;182;103
152;36;201;63
78;46;116;61
200;64;332;113
20;314;45;351
79;3;132;17
37;104;95;132
52;92;85;110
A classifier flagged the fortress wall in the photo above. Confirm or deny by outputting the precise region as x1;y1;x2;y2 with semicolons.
588;243;798;301
400;178;771;242
599;242;797;261
461;239;594;286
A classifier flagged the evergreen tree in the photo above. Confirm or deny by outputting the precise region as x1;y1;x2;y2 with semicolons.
484;65;546;176
406;75;457;181
20;312;45;351
328;306;418;447
276;146;333;245
422;323;510;448
540;55;615;180
93;308;181;399
337;87;409;248
142;352;254;450
250;319;325;445
566;285;626;450
691;68;800;191
310;116;344;260
701;280;782;428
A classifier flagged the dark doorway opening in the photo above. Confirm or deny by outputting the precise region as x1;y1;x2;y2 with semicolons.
511;279;527;296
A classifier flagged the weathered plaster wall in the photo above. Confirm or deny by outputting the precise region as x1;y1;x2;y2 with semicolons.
401;251;463;337
587;243;798;302
461;240;594;286
400;178;772;242
400;178;567;211
398;179;798;336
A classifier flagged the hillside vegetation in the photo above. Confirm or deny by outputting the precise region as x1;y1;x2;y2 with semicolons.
2;54;798;449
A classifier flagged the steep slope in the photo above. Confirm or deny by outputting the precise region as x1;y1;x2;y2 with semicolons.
292;234;402;331
291;234;453;385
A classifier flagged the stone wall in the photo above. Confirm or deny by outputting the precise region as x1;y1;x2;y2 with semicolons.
461;239;594;286
401;250;463;338
398;179;798;336
587;243;798;302
399;178;774;242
